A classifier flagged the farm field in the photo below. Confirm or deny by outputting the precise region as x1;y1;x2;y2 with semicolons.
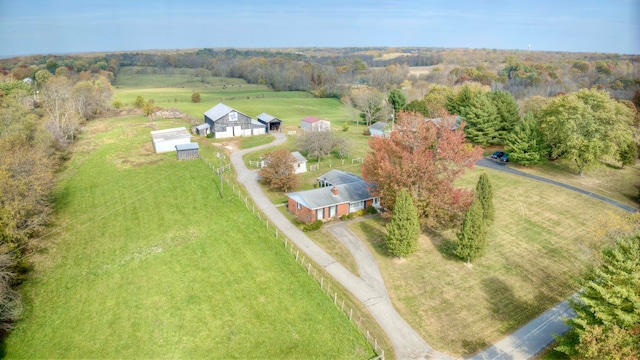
3;115;374;359
347;167;628;357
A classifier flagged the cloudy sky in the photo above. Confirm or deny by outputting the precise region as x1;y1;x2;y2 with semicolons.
1;0;638;57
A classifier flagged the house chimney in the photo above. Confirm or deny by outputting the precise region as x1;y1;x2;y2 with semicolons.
331;187;338;196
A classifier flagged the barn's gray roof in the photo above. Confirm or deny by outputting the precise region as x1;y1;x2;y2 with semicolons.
291;151;306;163
286;180;374;210
204;103;251;122
150;127;190;141
369;121;388;131
251;119;264;127
175;143;199;151
257;113;281;123
196;123;210;130
316;169;363;186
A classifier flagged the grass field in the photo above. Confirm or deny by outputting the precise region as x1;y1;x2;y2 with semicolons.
346;166;627;357
3;115;374;359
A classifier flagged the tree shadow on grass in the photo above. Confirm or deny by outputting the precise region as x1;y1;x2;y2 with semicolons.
355;221;390;258
482;276;538;327
425;229;460;261
461;338;493;358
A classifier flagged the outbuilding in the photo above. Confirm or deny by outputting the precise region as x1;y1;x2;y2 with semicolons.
204;103;265;138
195;123;211;136
176;143;199;160
257;113;282;133
150;127;191;153
300;116;330;132
368;121;391;137
291;151;307;174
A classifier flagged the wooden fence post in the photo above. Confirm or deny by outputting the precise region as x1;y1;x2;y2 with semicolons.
349;308;352;321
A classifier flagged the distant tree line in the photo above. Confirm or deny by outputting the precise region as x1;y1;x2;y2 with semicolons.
3;48;637;102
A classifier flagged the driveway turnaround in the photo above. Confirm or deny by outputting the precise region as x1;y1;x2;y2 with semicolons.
230;133;453;360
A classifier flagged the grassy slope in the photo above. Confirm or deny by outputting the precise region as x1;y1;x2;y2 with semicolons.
4;116;373;359
348;167;627;357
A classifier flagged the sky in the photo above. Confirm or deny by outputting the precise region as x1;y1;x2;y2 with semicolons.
0;0;639;57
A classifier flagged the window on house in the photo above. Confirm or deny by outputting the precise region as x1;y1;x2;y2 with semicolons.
316;208;324;220
296;203;301;210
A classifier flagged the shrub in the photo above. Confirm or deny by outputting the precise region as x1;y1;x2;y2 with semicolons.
362;129;371;136
347;213;355;219
341;215;347;221
191;92;201;103
342;123;349;132
111;100;122;109
132;95;145;108
303;220;323;232
356;209;365;216
206;133;213;138
366;205;377;214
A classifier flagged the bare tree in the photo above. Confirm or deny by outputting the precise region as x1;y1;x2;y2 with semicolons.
349;88;392;126
40;76;82;144
297;131;336;162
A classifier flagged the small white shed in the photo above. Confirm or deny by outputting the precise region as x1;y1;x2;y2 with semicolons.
300;116;330;131
291;151;307;174
151;127;191;153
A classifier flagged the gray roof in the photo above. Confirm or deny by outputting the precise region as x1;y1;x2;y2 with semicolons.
204;103;251;122
287;180;374;210
175;143;199;151
316;169;363;186
251;119;265;127
196;123;210;130
150;127;190;141
369;122;389;131
291;151;306;163
257;113;281;123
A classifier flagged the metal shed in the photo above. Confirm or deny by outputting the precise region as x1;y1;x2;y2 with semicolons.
257;112;282;133
151;127;191;153
175;143;199;160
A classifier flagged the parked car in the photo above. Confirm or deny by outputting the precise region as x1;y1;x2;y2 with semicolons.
499;153;509;162
490;151;505;159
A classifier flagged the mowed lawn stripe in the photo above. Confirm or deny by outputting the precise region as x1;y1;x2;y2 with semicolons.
5;117;373;359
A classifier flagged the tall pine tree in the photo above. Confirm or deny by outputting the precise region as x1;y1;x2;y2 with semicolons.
462;93;500;146
487;90;520;144
506;112;549;166
556;233;640;358
475;173;494;224
454;197;487;263
386;189;420;257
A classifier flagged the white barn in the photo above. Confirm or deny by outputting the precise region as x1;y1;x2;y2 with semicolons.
300;116;330;131
151;127;191;153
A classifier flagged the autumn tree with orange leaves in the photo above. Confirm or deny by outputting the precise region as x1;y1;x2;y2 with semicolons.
362;111;483;229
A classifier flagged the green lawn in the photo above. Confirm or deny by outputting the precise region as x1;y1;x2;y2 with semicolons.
347;167;627;357
4;115;374;359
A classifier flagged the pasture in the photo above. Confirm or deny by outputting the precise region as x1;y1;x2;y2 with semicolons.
3;115;374;359
348;167;628;356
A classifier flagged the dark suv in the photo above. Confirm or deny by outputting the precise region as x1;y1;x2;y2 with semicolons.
490;151;504;159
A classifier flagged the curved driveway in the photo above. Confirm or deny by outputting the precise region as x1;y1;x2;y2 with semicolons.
230;133;452;360
230;134;637;360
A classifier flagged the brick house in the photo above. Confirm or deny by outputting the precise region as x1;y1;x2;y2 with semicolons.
286;170;380;223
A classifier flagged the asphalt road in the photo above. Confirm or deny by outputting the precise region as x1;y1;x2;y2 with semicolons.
230;134;637;359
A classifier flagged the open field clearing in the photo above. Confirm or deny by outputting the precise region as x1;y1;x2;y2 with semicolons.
347;166;627;357
3;115;374;359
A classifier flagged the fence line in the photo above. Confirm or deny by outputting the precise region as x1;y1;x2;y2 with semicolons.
199;158;385;359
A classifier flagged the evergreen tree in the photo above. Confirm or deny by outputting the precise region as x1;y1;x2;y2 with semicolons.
556;233;640;358
454;197;487;263
462;93;500;145
385;189;420;257
487;90;520;143
505;112;549;166
388;89;406;114
475;173;494;224
405;99;429;117
445;85;474;116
